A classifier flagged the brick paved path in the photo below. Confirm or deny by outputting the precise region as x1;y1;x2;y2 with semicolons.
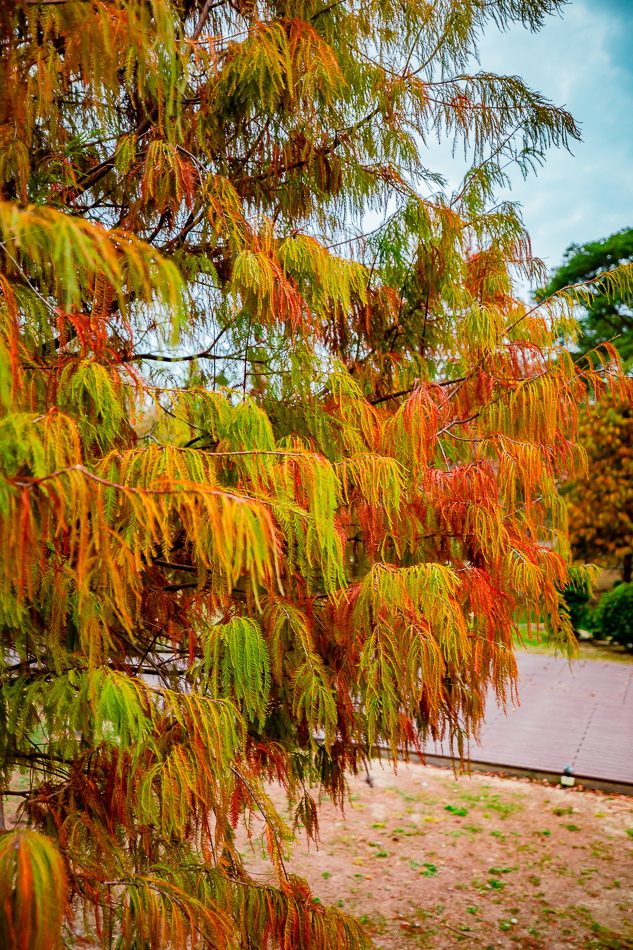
426;654;633;785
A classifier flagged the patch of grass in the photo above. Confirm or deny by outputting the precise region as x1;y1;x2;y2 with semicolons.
515;624;633;665
458;788;489;803
458;786;523;818
565;824;581;832
553;806;573;816
488;866;514;875
371;822;386;829
419;862;437;877
590;937;633;949
584;921;633;950
396;789;421;803
487;793;524;819
591;841;613;861
464;824;482;833
445;804;468;816
488;878;506;890
322;871;331;879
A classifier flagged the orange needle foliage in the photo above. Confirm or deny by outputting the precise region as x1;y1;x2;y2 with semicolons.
0;1;630;948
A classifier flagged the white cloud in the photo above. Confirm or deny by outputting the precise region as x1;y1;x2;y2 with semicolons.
474;0;633;273
364;2;633;284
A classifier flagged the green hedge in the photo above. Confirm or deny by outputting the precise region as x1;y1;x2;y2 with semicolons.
594;582;633;647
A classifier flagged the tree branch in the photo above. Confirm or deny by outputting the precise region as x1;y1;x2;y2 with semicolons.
68;0;220;200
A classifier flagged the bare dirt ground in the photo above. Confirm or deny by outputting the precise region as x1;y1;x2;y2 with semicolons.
241;763;633;950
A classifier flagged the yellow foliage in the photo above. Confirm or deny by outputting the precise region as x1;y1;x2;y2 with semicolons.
0;830;67;950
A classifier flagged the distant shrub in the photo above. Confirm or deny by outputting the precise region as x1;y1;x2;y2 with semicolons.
561;569;596;633
562;585;595;632
594;582;633;647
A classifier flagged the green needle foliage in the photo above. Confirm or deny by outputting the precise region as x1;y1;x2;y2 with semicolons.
0;1;630;948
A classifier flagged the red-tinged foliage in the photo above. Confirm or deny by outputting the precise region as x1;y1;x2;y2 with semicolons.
0;830;68;950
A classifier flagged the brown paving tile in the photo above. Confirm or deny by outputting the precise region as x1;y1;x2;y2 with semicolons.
424;654;633;784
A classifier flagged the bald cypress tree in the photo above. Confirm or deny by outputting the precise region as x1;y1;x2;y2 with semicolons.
0;2;630;947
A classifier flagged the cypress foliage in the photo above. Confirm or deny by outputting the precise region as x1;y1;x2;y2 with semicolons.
0;1;630;947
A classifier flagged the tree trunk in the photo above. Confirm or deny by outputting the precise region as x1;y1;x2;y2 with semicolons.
623;552;632;585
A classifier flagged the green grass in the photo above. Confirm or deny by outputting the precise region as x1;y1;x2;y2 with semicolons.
458;786;523;820
515;625;633;664
488;878;506;890
445;804;468;816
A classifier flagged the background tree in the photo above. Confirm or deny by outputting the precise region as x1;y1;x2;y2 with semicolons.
541;229;633;585
0;2;629;948
539;228;633;364
564;400;633;583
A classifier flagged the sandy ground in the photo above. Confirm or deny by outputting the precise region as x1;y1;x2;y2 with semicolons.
240;762;633;950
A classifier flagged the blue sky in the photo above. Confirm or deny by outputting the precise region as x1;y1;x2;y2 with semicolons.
473;0;633;275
